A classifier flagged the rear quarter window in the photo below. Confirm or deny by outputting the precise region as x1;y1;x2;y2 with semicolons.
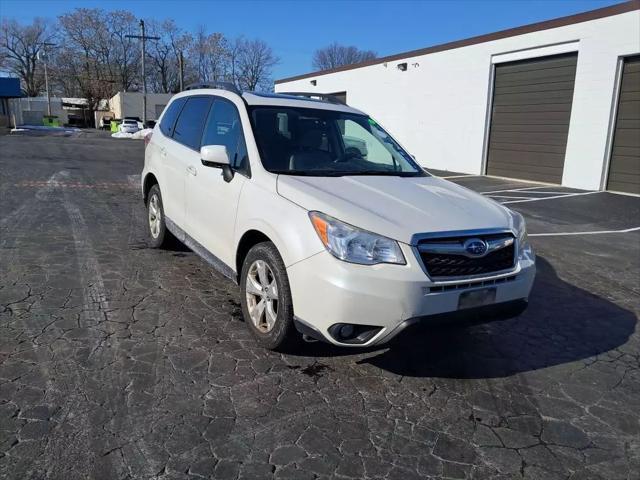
159;98;186;137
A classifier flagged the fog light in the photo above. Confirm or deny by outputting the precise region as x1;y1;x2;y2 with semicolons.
339;324;354;338
328;323;383;345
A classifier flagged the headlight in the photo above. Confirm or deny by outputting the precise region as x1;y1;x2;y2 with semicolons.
509;209;532;258
309;211;406;265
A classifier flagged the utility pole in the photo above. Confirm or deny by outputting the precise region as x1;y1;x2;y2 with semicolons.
179;51;184;92
39;42;57;116
126;20;159;124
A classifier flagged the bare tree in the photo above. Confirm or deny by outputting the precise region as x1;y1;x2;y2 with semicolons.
2;8;282;102
56;8;141;109
0;18;56;96
146;19;186;93
189;26;229;84
312;43;377;70
233;38;278;92
104;10;139;92
57;9;106;107
0;47;7;70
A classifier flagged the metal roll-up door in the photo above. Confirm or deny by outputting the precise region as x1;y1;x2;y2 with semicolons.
607;55;640;195
486;53;578;184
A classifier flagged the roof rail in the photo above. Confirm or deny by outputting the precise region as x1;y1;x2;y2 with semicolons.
278;92;346;105
184;82;241;95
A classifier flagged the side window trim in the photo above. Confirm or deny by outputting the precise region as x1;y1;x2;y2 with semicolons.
160;97;186;137
167;98;186;138
172;98;188;137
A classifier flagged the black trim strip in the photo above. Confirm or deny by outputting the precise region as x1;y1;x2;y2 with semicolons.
373;299;528;345
293;316;328;343
164;216;238;284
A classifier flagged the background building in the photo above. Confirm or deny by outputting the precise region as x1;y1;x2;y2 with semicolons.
109;92;174;122
0;77;21;129
275;2;640;195
9;97;107;128
6;91;172;129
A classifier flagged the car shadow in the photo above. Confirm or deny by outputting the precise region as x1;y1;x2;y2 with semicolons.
287;256;637;379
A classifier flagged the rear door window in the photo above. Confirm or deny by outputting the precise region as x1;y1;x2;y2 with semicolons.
172;96;212;149
159;97;186;137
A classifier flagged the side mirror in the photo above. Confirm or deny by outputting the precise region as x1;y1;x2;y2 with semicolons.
201;145;230;166
200;145;234;182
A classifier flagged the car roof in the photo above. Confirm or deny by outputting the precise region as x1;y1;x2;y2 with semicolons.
242;91;364;114
169;88;364;115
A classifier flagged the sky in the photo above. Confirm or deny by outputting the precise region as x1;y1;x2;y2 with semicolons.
0;0;623;80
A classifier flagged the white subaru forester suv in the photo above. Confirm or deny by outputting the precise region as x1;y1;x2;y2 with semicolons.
141;83;535;350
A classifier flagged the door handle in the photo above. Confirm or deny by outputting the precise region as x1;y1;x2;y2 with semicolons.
187;165;197;176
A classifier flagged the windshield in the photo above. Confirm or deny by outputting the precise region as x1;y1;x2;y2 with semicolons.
248;106;426;177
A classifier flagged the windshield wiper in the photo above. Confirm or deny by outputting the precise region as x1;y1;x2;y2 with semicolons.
270;169;424;177
340;170;424;177
270;170;348;177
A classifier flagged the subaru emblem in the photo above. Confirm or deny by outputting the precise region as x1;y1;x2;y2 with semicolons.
463;238;488;257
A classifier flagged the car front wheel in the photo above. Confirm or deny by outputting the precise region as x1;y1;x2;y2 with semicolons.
240;242;298;350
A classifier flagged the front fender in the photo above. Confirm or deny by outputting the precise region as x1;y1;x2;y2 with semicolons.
234;182;324;268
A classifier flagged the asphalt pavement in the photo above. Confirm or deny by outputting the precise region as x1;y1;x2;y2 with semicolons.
1;133;639;480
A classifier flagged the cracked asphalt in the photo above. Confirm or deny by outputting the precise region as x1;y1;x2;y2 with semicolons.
1;132;639;480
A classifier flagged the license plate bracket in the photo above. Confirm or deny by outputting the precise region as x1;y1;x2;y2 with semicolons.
458;288;497;310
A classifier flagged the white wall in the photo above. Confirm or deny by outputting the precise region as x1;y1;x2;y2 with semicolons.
111;92;173;121
8;97;68;126
276;10;640;190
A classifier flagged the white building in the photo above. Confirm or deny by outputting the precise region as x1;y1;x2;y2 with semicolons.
275;2;640;195
7;91;173;128
9;97;106;127
109;92;173;122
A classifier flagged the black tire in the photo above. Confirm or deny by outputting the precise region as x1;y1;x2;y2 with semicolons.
146;184;173;248
240;242;298;350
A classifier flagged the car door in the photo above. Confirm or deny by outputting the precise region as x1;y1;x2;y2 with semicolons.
186;96;249;268
162;96;212;230
154;97;185;224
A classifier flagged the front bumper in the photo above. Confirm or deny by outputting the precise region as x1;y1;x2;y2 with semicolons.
287;244;535;347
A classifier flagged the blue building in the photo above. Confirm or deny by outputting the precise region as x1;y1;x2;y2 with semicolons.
0;77;21;128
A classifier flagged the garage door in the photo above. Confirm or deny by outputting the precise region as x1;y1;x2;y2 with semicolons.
607;55;640;195
486;53;578;184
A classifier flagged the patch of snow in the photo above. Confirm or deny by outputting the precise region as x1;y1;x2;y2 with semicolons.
111;128;153;140
111;131;132;138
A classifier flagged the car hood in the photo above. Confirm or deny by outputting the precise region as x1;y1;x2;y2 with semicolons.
276;174;513;244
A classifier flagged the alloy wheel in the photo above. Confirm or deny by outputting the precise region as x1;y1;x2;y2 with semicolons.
148;194;161;238
245;260;279;333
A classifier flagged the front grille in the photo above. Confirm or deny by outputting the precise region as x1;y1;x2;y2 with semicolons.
418;233;516;278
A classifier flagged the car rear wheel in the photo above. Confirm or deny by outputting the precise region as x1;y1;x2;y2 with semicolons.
240;242;298;350
146;184;173;248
